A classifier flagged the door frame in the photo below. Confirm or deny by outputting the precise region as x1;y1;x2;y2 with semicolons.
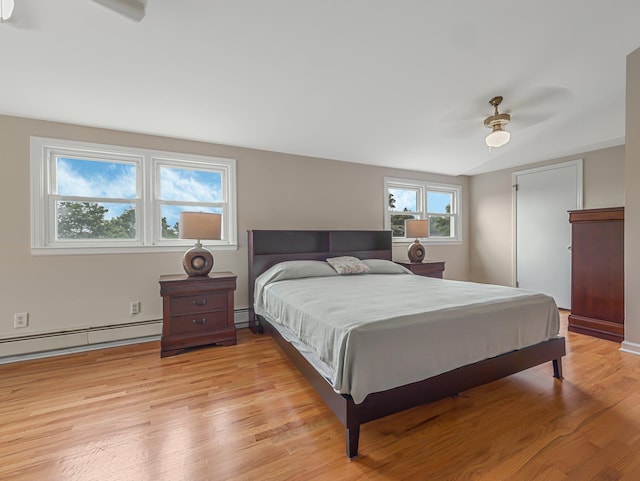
512;159;583;289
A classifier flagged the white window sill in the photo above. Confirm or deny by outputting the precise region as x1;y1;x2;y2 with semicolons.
31;243;239;256
393;238;462;245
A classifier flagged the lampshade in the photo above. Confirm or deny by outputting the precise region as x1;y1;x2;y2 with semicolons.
179;212;222;241
486;128;511;148
0;0;14;21
405;219;429;239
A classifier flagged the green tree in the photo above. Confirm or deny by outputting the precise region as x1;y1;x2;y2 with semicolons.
57;202;136;239
390;212;414;237
162;217;180;239
58;202;109;239
107;207;136;238
388;193;413;236
429;204;451;237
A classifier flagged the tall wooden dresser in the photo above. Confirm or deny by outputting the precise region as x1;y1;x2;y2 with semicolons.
568;207;624;342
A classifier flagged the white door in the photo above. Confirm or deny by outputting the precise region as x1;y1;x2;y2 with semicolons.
514;160;582;309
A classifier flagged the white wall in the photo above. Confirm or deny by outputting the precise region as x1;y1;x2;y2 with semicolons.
622;47;640;352
0;114;470;355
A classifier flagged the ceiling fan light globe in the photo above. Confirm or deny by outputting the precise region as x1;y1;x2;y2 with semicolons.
486;129;510;148
0;0;15;21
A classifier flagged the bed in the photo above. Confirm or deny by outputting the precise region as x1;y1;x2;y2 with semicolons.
247;229;565;458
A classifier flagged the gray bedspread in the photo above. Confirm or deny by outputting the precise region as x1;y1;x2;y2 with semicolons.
254;263;560;404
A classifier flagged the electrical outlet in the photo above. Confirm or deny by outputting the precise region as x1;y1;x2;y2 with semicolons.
130;301;141;315
14;312;29;329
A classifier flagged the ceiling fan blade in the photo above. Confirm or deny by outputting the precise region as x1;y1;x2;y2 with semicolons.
92;0;146;22
438;97;489;139
508;87;572;118
438;118;479;139
511;86;572;110
510;112;560;128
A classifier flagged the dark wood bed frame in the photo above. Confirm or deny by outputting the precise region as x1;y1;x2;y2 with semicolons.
247;229;566;458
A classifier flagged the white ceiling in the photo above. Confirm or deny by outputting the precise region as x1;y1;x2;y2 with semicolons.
2;1;639;176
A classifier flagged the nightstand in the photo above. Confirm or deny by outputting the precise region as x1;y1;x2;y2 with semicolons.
396;261;445;279
159;272;237;357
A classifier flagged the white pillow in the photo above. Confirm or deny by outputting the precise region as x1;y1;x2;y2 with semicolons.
326;256;371;275
362;259;412;274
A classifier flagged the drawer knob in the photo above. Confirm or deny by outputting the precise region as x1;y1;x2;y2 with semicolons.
192;318;207;325
192;299;207;306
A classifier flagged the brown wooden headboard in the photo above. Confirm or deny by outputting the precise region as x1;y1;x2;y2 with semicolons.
247;229;392;330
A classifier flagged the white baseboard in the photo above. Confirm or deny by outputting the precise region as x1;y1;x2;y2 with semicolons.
620;340;640;356
0;309;251;364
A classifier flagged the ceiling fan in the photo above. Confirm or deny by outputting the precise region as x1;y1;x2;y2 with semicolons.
484;96;511;148
438;87;572;148
0;0;146;23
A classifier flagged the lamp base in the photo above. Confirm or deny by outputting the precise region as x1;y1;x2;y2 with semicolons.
407;240;426;263
183;244;214;277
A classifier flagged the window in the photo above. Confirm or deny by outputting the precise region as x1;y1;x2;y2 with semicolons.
384;177;461;242
30;137;237;254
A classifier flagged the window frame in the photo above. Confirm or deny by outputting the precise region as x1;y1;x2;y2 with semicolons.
384;177;462;244
151;156;234;246
30;137;238;255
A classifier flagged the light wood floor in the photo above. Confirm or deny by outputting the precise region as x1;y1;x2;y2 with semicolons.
2;311;640;481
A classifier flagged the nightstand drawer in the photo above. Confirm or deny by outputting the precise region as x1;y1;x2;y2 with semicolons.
169;310;229;335
396;261;445;278
170;292;227;316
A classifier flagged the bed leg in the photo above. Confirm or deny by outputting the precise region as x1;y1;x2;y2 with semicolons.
346;425;360;459
552;358;563;379
252;315;265;334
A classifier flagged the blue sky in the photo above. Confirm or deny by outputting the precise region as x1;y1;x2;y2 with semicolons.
389;188;451;214
57;158;136;199
158;166;222;226
57;158;222;225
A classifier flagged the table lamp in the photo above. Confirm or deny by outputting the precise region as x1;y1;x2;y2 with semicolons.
405;219;429;262
179;212;222;277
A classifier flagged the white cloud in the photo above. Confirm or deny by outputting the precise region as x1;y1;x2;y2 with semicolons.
389;188;417;211
160;167;222;202
57;159;135;199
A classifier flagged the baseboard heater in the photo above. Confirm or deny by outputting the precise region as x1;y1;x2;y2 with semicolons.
0;319;162;361
0;309;250;362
